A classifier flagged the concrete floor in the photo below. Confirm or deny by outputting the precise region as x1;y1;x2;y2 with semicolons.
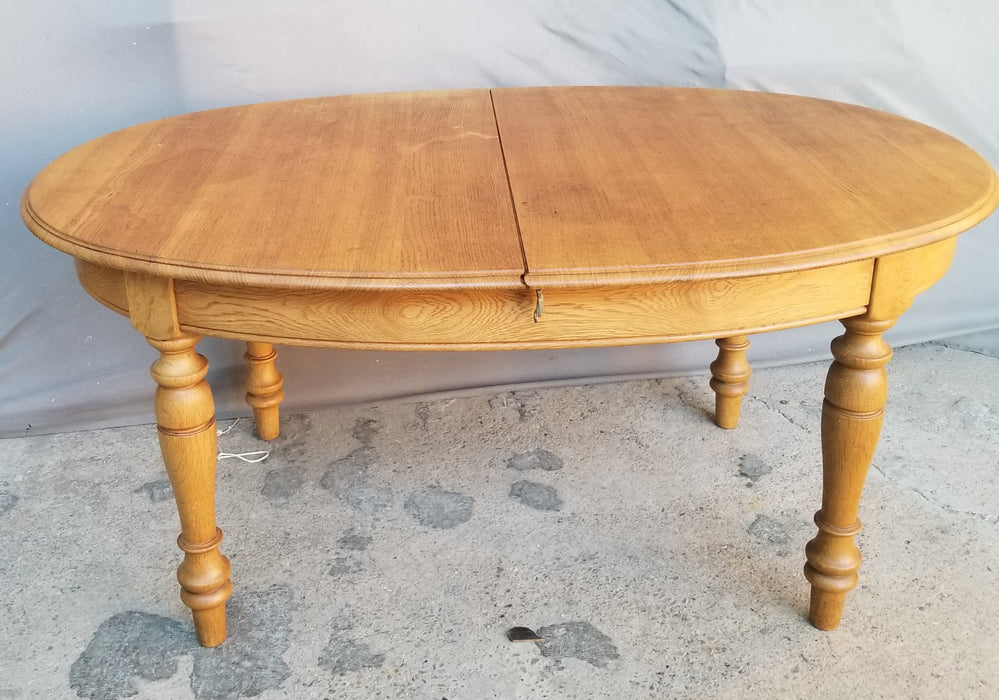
1;333;998;699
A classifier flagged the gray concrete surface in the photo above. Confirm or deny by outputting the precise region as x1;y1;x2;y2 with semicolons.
1;333;998;699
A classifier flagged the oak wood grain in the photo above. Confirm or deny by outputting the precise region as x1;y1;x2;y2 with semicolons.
164;260;871;349
805;315;895;630
492;87;997;288
244;341;283;440
710;336;751;429
25;90;525;290
149;334;231;647
867;237;957;320
26;88;998;292
124;272;179;340
75;258;873;350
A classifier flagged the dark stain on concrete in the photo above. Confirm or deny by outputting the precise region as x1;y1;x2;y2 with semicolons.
345;483;393;513
69;611;188;698
189;586;293;699
319;636;386;676
747;514;790;556
415;402;450;431
404;487;474;529
69;587;293;699
133;479;173;504
506;448;563;472
274;414;316;466
329;532;374;577
739;454;771;483
338;532;373;551
510;480;563;511
261;468;305;500
318;613;385;676
320;447;375;492
535;621;620;668
415;403;431;430
319;418;384;505
328;555;364;577
0;490;19;516
279;413;314;436
350;417;380;445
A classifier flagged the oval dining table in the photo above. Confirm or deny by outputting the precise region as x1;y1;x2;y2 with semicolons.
21;86;998;647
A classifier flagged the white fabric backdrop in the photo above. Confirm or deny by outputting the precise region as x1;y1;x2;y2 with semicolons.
2;1;997;437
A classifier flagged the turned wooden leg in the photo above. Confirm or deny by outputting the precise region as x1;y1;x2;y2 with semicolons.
804;315;894;630
149;334;233;647
244;341;284;440
709;335;751;429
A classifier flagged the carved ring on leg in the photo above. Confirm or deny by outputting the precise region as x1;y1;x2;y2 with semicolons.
178;528;234;641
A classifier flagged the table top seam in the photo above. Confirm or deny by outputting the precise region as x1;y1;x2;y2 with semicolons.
489;88;531;289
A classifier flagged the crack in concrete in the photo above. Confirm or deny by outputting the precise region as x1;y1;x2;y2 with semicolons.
902;484;999;525
747;395;815;434
673;379;713;421
929;341;999;361
872;462;999;525
672;380;701;410
905;485;998;525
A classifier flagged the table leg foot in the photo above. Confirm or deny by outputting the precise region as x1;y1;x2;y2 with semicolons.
191;605;231;648
709;335;751;429
244;341;284;440
803;315;893;630
808;591;848;631
150;334;233;647
179;527;234;647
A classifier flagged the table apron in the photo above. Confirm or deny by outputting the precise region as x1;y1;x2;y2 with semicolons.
77;257;891;349
75;237;959;350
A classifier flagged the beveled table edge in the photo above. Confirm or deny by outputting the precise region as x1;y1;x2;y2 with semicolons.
22;87;999;292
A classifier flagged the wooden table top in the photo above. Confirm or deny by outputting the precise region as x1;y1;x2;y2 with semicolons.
23;86;998;291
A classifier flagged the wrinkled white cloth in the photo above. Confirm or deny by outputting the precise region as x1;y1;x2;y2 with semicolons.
2;1;996;435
